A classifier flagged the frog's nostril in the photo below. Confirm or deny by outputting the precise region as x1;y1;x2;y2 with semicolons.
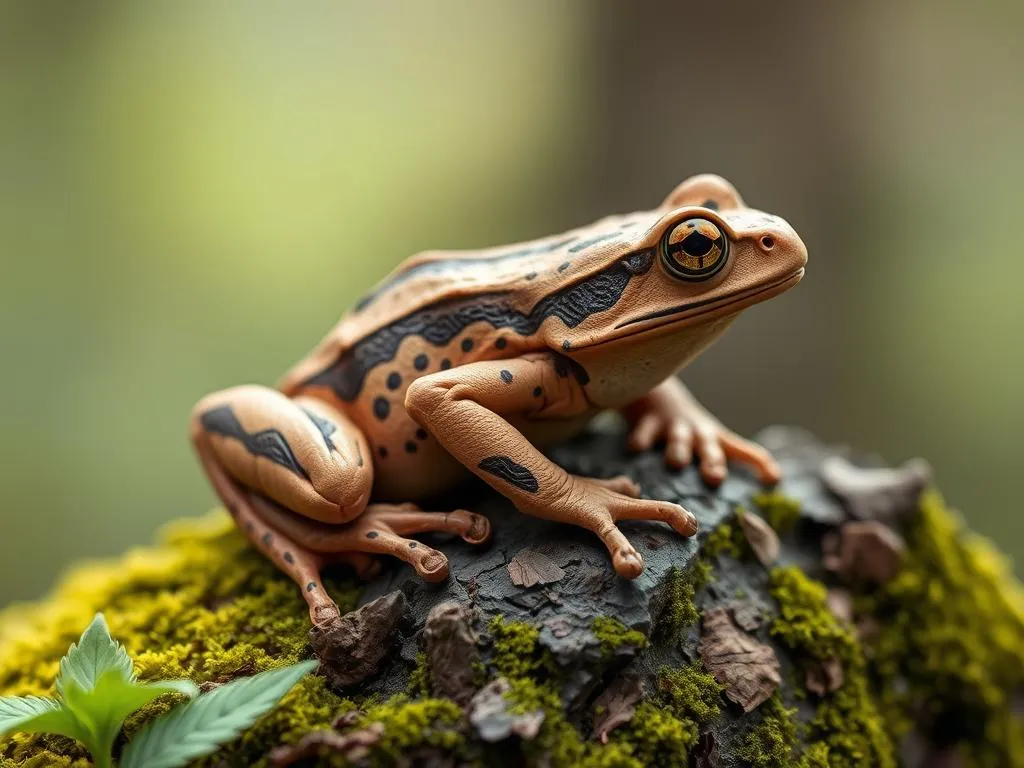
760;235;775;250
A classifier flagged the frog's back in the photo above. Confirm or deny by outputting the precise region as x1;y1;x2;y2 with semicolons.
276;210;657;496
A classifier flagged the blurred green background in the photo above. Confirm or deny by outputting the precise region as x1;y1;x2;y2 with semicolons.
2;2;1022;606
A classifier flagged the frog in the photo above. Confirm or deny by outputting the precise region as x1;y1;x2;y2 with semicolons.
190;173;808;625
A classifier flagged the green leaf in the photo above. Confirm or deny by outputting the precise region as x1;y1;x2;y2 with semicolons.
62;670;200;764
0;695;89;742
57;613;134;695
120;660;317;768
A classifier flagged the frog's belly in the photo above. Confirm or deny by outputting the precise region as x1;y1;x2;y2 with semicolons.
370;413;594;502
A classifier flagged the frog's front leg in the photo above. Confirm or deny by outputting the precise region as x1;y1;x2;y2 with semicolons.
622;377;781;486
406;355;698;579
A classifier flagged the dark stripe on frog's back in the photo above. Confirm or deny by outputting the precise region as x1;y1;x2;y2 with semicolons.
302;249;654;402
352;236;578;312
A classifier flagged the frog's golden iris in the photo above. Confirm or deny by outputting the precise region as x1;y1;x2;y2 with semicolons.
662;217;727;281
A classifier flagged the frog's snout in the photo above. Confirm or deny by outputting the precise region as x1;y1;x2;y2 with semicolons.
755;221;808;274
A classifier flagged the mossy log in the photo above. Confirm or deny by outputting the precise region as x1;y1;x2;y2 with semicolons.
1;427;1022;767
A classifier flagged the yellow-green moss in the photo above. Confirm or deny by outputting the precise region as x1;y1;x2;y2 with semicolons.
769;567;858;662
768;566;895;768
737;695;800;768
359;696;467;765
702;518;746;560
656;559;710;639
591;617;648;659
487;616;553;680
407;652;432;698
752;492;801;532
859;491;1024;768
0;513;360;768
654;662;722;723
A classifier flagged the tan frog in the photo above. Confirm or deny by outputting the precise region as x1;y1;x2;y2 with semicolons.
190;174;807;625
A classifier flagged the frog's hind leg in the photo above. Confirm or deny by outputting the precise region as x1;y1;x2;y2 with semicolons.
190;385;373;624
245;498;492;583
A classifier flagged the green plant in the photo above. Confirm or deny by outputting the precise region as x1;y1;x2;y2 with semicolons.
0;613;314;768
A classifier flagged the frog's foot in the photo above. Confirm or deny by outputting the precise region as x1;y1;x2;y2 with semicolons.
624;378;780;486
534;475;698;579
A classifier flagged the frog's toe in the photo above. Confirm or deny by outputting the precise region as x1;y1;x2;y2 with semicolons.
415;549;450;582
459;512;491;544
720;432;782;485
612;548;645;579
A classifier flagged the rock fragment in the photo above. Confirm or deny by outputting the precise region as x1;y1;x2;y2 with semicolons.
423;601;480;706
699;607;781;712
693;731;720;768
591;673;643;744
738;509;780;565
805;656;845;696
310;591;406;688
825;588;854;624
467;678;545;742
508;548;566;588
269;723;384;766
729;601;765;632
823;521;905;585
821;455;932;523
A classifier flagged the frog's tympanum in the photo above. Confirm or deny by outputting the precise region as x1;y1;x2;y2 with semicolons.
191;174;808;625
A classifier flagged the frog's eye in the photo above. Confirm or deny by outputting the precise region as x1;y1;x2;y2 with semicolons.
661;217;728;281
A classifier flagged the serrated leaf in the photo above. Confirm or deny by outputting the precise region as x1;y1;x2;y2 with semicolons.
57;613;134;696
0;695;88;742
120;660;317;768
62;669;200;763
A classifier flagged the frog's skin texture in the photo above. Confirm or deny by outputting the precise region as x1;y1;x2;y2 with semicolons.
190;174;808;625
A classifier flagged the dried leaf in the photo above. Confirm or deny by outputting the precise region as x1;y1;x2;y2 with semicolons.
423;602;480;706
737;509;780;565
468;678;544;742
269;723;384;766
823;521;905;585
821;455;931;523
591;674;642;744
805;656;844;696
699;607;780;712
508;548;566;588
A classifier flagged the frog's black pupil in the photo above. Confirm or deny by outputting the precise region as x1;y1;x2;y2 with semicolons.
681;231;714;258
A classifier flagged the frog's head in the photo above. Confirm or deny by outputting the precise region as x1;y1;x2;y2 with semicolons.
556;175;806;385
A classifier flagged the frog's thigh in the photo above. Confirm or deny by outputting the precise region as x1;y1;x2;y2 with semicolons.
190;385;372;524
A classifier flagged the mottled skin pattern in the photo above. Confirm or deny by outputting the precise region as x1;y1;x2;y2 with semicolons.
191;174;808;625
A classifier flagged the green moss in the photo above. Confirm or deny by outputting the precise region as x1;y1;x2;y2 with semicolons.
487;616;553;680
702;519;745;560
794;742;831;767
504;677;584;767
752;491;801;532
592;617;648;659
0;514;361;767
769;567;858;662
653;662;722;723
656;560;711;639
408;651;432;698
359;696;467;765
768;566;895;768
737;695;800;768
859;492;1024;768
613;702;694;768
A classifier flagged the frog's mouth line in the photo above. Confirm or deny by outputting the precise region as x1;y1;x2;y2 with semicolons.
614;267;805;332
